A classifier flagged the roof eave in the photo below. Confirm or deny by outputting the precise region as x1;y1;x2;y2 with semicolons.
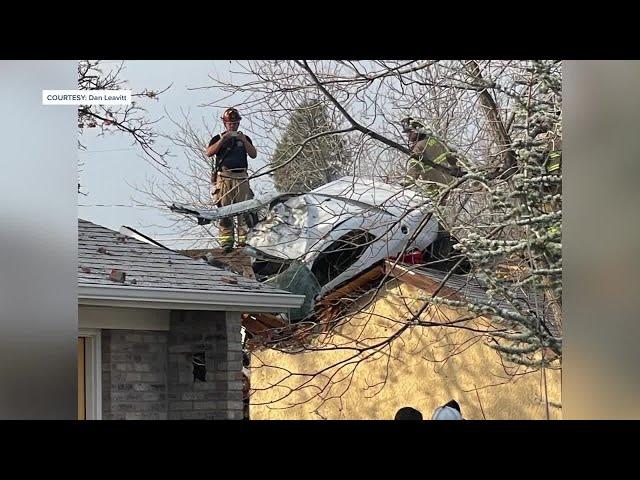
78;284;305;312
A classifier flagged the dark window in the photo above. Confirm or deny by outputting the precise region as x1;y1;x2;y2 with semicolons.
423;230;472;274
311;229;375;286
242;351;250;368
252;259;291;278
193;352;206;382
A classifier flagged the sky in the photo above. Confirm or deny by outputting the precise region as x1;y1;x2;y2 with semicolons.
78;60;271;249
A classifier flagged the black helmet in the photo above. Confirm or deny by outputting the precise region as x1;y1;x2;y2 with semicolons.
400;117;431;135
400;116;416;132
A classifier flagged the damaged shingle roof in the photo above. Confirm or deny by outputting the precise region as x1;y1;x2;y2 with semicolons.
387;262;562;338
78;219;291;295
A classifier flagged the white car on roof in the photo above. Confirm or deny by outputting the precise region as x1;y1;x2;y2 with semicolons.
172;177;445;296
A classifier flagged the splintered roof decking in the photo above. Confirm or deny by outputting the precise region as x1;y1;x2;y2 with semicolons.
181;248;254;279
246;258;561;351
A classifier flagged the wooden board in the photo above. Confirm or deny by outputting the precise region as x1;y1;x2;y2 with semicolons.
383;260;461;300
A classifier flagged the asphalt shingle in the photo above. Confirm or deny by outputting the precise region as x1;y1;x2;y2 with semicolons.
78;219;291;295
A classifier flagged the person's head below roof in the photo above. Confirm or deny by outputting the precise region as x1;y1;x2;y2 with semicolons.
431;399;464;420
394;406;423;420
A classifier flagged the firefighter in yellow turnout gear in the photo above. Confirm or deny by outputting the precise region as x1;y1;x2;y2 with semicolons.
205;108;258;252
401;117;459;195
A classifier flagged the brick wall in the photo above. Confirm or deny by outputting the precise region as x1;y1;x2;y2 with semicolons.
101;330;168;420
100;310;244;420
167;311;244;420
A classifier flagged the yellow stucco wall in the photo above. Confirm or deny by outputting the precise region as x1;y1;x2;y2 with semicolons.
250;281;561;420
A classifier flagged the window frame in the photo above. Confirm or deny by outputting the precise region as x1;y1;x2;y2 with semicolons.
78;329;102;420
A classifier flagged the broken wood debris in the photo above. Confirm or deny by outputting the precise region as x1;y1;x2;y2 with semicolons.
242;266;256;280
109;269;126;283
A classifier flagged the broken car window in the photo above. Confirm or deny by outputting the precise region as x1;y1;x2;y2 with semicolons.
311;229;376;287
